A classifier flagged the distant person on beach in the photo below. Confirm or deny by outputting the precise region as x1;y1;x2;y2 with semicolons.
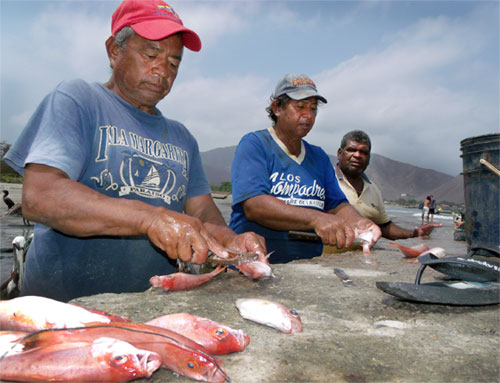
3;0;265;302
229;74;381;263
422;195;431;224
335;130;442;240
428;194;437;222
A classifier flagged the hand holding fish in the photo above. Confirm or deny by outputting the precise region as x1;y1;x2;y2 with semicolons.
310;213;356;249
219;231;267;261
139;207;220;264
412;222;443;237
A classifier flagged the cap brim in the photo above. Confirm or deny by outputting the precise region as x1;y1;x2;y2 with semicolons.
286;89;327;104
132;20;201;52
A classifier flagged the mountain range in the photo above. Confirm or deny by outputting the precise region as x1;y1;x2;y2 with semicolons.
201;145;465;204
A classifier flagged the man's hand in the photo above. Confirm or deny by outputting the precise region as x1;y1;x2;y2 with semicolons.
223;232;268;261
414;222;443;237
139;207;218;265
311;213;356;249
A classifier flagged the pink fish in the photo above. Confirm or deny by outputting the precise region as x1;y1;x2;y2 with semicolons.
0;331;29;358
0;296;111;332
235;298;303;334
237;252;274;280
146;313;250;355
355;231;375;254
150;265;226;291
388;242;430;258
0;337;162;382
24;322;228;383
411;247;447;264
72;304;131;323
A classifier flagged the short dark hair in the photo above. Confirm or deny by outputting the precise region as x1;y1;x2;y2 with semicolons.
265;94;291;126
340;130;372;151
266;94;325;126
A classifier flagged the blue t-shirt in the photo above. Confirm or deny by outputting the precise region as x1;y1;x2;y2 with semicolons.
4;79;211;301
229;128;348;263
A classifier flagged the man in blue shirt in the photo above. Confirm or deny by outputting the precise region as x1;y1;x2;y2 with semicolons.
4;0;265;301
230;74;381;263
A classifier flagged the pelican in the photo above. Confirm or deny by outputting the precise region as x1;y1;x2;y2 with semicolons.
0;233;32;299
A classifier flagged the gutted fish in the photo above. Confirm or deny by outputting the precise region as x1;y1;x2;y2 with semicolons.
150;265;226;292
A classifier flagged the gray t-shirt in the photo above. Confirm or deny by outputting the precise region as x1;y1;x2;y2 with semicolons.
5;79;210;301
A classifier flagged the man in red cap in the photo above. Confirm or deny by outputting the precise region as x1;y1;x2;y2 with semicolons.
4;0;265;301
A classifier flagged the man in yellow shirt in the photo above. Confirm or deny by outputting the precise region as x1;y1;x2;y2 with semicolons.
335;130;441;240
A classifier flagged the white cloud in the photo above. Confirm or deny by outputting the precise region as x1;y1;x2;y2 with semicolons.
307;9;499;176
159;74;271;150
1;1;497;177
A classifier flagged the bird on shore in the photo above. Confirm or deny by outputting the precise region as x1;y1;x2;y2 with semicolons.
2;190;15;209
0;234;32;299
2;190;31;226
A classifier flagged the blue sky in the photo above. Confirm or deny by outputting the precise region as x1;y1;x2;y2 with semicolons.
1;0;498;176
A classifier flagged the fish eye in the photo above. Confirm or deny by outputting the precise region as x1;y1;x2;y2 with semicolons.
290;309;298;316
114;355;128;365
187;360;198;369
215;328;227;337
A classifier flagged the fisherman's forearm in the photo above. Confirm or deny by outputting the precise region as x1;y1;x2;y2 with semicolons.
380;223;416;240
22;163;153;237
242;195;324;231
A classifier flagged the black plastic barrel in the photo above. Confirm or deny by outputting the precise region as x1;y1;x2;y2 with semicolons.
460;133;500;254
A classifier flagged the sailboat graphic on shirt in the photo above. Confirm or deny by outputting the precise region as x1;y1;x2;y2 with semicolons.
119;153;177;203
137;165;161;190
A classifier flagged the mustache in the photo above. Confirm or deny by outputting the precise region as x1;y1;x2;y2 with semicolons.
143;78;169;88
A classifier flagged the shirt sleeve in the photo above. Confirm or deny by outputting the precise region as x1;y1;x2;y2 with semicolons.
372;183;391;225
322;151;348;211
185;134;211;199
4;81;91;180
231;132;271;205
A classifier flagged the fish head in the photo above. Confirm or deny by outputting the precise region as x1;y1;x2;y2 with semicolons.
92;337;162;379
238;261;274;280
149;275;173;290
169;349;227;383
287;308;303;333
208;325;250;353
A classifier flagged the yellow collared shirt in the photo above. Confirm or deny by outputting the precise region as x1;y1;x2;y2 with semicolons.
334;164;390;225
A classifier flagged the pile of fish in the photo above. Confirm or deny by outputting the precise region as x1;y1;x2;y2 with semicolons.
0;294;302;382
0;296;242;382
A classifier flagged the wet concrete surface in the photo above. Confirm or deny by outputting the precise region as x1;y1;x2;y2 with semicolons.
69;237;499;383
1;184;499;382
71;222;498;383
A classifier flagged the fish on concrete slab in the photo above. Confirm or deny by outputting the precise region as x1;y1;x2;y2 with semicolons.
0;336;162;382
146;312;250;355
388;242;430;258
0;296;112;332
23;323;229;383
150;265;226;292
235;298;302;334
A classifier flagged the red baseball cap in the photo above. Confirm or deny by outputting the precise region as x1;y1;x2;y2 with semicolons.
111;0;201;52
